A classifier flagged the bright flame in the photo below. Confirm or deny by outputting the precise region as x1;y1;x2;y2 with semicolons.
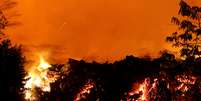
23;55;58;100
136;82;147;100
128;78;159;101
38;55;51;70
128;78;150;101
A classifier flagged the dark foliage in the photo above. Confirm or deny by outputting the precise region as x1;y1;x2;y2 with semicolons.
0;2;26;101
166;0;201;60
36;52;201;101
0;39;26;101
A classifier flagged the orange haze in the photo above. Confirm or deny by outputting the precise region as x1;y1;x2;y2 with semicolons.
5;0;201;63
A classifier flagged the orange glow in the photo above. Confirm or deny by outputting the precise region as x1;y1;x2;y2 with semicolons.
5;0;201;63
3;0;200;63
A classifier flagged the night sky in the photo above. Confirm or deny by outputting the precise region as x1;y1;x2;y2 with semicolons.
5;0;201;63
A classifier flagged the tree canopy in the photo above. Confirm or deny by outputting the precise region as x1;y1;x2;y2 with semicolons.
166;0;201;60
0;1;26;100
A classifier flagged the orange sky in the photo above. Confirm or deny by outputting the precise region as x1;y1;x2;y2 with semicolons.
5;0;201;63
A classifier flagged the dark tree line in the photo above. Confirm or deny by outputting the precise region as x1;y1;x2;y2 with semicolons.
42;51;201;101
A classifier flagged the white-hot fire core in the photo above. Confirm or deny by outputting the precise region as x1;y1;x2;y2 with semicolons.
23;55;57;100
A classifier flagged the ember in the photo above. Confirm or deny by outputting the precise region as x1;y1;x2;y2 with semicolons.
175;74;197;93
74;80;95;101
176;74;196;85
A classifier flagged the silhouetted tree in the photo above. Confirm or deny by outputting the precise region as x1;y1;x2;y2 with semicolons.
166;0;201;60
0;1;26;101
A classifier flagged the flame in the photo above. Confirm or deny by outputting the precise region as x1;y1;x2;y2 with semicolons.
23;54;58;101
128;78;159;101
38;55;51;70
135;82;147;100
128;78;150;101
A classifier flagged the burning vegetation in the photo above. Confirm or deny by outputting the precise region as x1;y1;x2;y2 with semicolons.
23;55;60;100
0;0;201;101
74;80;95;101
18;54;201;101
126;74;200;101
